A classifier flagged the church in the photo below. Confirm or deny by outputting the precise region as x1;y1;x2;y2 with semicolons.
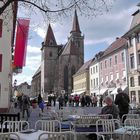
31;10;84;97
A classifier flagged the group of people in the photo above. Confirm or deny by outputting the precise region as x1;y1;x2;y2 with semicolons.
16;93;30;119
57;93;104;109
15;87;130;123
16;93;45;119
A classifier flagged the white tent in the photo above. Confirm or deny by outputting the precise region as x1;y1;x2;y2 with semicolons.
71;91;84;96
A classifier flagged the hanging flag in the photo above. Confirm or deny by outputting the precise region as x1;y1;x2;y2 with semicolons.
13;18;30;67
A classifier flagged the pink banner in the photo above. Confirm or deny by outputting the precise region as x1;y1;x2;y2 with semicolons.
14;18;30;67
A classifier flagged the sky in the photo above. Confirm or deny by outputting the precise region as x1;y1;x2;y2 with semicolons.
13;0;140;85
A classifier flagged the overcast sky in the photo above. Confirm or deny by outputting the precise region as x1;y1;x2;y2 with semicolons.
13;0;140;85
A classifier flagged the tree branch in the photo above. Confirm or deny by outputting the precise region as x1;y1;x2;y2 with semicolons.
0;0;81;15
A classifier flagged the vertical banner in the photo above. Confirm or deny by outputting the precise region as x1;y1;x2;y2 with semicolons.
13;18;30;67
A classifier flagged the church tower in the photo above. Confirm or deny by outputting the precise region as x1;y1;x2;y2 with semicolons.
41;24;62;96
58;10;84;94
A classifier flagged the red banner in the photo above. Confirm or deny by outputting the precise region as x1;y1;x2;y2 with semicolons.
13;18;30;67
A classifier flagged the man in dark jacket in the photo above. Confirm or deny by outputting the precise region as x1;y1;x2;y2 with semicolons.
115;88;130;123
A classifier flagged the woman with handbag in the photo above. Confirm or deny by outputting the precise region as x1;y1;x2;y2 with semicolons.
38;94;44;113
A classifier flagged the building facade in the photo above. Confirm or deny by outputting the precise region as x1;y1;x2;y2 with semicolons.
89;52;104;96
0;1;17;112
124;7;140;103
99;37;128;100
16;82;31;96
73;59;93;96
32;10;84;97
31;66;41;97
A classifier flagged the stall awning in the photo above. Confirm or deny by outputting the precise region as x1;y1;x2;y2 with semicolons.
71;91;84;96
121;85;128;91
97;88;108;95
111;85;128;95
111;88;118;95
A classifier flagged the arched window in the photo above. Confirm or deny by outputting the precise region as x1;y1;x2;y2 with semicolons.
64;66;68;92
71;66;75;90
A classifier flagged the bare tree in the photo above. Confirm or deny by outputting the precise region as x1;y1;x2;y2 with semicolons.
0;0;114;22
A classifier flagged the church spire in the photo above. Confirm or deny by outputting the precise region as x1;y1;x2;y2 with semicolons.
70;10;81;34
44;24;57;46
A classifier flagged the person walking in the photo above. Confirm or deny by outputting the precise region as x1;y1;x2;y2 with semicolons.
38;93;44;113
99;95;103;107
92;93;98;107
22;94;30;119
58;94;64;109
115;88;130;123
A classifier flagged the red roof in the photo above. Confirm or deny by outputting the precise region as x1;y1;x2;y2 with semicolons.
102;38;127;58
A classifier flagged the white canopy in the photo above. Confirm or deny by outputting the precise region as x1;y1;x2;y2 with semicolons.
111;85;128;95
71;91;84;96
96;88;108;95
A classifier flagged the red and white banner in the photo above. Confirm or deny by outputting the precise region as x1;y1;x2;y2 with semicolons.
13;18;30;67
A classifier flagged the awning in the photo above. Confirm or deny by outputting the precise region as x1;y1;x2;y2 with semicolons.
71;91;84;96
121;85;128;91
111;85;128;95
97;88;108;95
91;90;99;95
111;88;118;95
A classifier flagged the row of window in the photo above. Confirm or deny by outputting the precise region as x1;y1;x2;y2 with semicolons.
100;52;124;70
90;65;98;74
90;70;126;88
74;82;86;89
91;78;99;88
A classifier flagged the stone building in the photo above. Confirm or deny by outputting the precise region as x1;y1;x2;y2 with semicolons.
32;10;84;97
123;5;140;103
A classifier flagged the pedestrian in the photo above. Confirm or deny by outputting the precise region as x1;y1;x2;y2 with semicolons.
99;95;103;107
92;93;98;107
81;95;85;107
58;94;64;109
74;94;80;106
17;93;23;111
38;93;44;113
115;88;130;123
101;96;119;119
22;94;30;119
64;94;68;106
53;94;56;107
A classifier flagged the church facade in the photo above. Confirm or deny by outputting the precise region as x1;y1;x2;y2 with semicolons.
31;10;84;96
